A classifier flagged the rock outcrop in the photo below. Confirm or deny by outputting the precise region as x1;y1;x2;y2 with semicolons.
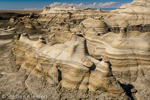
72;8;103;19
85;29;150;67
12;33;129;99
41;6;76;14
0;0;150;99
70;13;150;99
104;0;150;32
38;0;150;33
38;7;105;31
71;18;108;35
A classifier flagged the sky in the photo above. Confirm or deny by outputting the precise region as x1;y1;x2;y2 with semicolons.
0;0;133;10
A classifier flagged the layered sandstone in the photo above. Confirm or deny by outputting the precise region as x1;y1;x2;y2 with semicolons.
38;0;150;33
86;31;150;67
0;0;150;100
12;33;128;97
104;0;150;31
41;6;76;14
38;7;105;30
73;18;150;67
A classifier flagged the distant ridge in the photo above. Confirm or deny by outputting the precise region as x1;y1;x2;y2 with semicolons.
100;8;117;10
91;8;117;10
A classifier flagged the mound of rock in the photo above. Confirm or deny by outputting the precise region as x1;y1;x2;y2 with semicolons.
12;33;130;99
105;0;150;32
85;29;150;67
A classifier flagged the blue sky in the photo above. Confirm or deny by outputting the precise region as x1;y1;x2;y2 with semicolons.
0;0;133;10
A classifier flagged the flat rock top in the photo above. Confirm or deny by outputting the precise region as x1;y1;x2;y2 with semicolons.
81;57;93;68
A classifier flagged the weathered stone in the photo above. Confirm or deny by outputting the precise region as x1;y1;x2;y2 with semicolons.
12;33;126;97
81;57;93;68
131;87;137;93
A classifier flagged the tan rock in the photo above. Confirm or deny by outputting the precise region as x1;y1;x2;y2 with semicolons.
105;0;150;27
9;17;15;23
131;87;137;93
25;24;35;29
12;33;124;94
80;18;108;33
85;30;150;67
81;57;93;68
7;26;11;29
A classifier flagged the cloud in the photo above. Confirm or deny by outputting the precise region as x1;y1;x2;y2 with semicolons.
49;2;61;8
24;2;127;10
62;3;68;7
97;2;117;8
48;2;123;9
121;3;130;6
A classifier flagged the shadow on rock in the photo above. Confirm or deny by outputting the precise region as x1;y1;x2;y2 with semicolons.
119;82;137;100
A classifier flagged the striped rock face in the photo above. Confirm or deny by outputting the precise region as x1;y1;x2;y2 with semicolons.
71;15;150;68
12;33;125;95
104;0;150;27
79;18;108;34
85;30;150;68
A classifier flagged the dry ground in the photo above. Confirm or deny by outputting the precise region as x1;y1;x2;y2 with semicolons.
0;10;42;14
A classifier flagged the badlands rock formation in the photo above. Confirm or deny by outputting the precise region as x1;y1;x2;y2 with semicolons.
38;7;104;30
68;0;150;99
41;6;76;14
9;33;129;99
71;18;108;35
105;0;150;32
38;0;150;33
72;18;150;68
86;29;150;67
13;33;124;93
0;0;150;100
